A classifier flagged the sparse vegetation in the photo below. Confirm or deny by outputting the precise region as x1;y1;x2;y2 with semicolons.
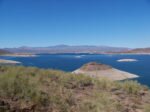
0;66;149;112
120;80;142;95
144;104;150;112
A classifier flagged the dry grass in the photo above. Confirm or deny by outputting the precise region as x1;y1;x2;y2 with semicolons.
0;65;149;112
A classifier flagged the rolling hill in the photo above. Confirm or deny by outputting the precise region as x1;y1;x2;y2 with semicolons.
126;48;150;53
2;46;150;54
3;45;129;54
0;49;10;55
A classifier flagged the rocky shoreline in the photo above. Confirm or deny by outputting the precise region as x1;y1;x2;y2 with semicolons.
0;59;21;64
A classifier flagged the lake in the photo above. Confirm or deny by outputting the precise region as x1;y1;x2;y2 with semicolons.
0;54;150;87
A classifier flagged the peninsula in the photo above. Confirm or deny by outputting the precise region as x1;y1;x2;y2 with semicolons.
0;59;21;64
73;62;138;81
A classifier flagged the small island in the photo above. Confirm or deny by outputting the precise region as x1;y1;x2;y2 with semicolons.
0;59;21;64
73;62;138;81
117;59;138;62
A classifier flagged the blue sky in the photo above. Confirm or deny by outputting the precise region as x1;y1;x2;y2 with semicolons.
0;0;150;48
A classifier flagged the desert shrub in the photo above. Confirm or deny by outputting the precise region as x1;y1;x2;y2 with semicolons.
78;92;123;112
0;70;37;101
61;74;94;89
120;80;142;95
94;78;114;90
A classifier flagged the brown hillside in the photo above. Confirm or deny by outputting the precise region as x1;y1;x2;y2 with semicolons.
80;62;112;71
0;49;10;55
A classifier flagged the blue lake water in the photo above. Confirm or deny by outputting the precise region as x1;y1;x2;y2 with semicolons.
0;54;150;87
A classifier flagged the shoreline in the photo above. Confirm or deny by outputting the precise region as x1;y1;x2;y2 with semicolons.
73;68;139;81
1;53;150;56
1;54;37;57
0;59;21;64
102;53;150;55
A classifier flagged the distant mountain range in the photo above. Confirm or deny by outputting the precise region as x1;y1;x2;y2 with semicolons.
2;45;150;54
3;45;130;54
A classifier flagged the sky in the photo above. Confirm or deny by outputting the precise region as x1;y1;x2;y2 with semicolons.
0;0;150;48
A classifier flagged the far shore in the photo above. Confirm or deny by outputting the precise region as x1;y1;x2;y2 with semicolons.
1;54;37;57
1;52;150;56
102;53;150;55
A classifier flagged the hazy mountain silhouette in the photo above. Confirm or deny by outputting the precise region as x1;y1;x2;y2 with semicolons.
3;45;130;54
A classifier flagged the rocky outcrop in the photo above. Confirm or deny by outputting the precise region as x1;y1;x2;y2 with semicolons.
80;62;112;71
73;62;139;80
